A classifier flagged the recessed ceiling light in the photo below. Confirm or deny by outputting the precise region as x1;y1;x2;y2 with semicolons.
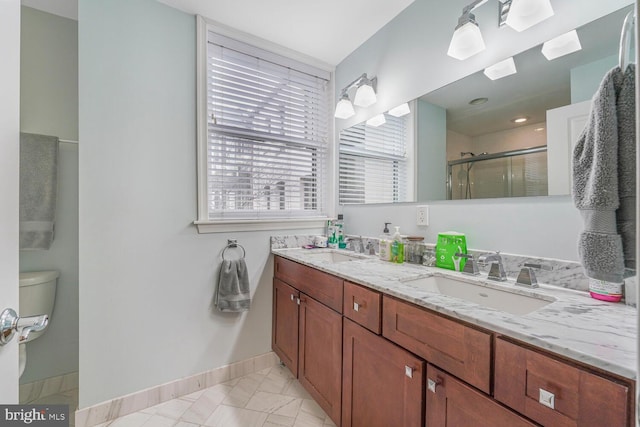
469;97;488;105
534;127;545;132
511;116;529;123
542;29;582;60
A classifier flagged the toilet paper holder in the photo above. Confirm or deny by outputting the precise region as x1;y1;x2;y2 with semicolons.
0;308;48;346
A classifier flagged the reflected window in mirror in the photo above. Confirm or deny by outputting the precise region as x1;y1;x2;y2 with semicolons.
339;110;414;204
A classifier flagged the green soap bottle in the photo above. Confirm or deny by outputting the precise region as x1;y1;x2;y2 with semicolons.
391;226;404;263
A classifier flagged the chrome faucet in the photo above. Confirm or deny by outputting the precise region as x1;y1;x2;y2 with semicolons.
346;236;365;253
455;253;480;275
478;252;507;281
516;263;552;288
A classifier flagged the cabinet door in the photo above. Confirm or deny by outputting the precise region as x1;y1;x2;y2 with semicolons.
343;319;424;427
427;365;537;427
272;278;299;376
298;294;342;425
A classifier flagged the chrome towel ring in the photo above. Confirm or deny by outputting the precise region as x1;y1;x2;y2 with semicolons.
222;239;246;260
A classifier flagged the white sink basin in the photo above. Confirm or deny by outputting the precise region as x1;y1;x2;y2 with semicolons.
401;275;555;315
303;251;367;263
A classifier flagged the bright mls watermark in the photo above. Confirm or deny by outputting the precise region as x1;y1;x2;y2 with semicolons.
0;405;68;426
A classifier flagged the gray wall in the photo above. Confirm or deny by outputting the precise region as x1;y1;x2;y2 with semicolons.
78;0;321;408
336;0;633;261
19;6;78;384
416;100;446;202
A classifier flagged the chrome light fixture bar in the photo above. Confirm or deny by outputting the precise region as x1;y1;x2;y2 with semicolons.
334;73;378;119
447;0;489;60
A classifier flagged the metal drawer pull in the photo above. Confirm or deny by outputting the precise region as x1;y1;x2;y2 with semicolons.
427;377;442;393
539;388;555;409
353;301;365;312
290;294;295;301
405;365;413;378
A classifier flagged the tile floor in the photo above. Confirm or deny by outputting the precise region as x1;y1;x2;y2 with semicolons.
25;387;78;427
94;364;335;427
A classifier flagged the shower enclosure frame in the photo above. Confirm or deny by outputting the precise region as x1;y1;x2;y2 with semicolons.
447;145;548;200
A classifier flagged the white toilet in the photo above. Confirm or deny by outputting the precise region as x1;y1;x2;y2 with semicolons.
18;270;59;377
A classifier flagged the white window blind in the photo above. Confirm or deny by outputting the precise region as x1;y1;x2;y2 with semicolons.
205;31;330;221
339;114;410;204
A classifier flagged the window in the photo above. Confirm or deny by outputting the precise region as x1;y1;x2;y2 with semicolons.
339;113;412;204
196;20;331;232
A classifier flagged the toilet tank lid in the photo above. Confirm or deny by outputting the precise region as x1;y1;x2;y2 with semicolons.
19;270;59;287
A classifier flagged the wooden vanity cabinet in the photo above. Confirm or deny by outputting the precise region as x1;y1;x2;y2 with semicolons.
342;318;424;427
427;365;538;427
495;337;632;427
273;256;343;426
382;295;492;394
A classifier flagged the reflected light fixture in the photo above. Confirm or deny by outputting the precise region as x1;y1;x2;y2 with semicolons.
484;57;517;80
504;0;554;32
542;29;582;60
366;114;386;127
388;103;411;117
334;93;355;119
334;73;377;119
511;116;529;123
447;0;489;60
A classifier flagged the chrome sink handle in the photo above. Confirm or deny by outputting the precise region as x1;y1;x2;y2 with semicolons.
478;252;507;281
455;253;480;276
0;308;49;346
516;263;552;288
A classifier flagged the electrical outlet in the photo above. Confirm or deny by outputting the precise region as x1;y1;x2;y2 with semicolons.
417;205;429;226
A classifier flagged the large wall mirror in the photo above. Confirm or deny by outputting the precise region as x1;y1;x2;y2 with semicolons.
339;4;635;204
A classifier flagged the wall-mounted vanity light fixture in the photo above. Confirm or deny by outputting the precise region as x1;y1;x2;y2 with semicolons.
388;102;411;117
447;0;489;60
334;73;378;119
541;29;582;60
501;0;554;32
483;56;517;80
366;114;387;127
449;0;555;61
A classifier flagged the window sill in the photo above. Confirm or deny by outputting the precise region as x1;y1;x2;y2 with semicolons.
194;217;328;234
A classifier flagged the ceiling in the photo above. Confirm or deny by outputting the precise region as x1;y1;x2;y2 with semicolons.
20;0;415;66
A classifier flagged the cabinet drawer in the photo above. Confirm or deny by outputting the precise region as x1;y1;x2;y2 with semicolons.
343;281;381;334
274;256;343;313
427;365;537;427
382;296;491;393
495;337;631;427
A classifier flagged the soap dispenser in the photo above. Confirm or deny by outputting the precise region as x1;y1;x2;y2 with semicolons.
390;226;405;264
379;222;392;261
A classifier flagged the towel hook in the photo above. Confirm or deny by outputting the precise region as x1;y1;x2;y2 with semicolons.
618;10;635;71
222;239;246;260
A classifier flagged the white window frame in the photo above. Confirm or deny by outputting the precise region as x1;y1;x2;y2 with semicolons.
194;16;335;233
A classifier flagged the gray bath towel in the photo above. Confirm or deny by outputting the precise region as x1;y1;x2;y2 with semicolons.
215;259;251;312
572;65;636;283
20;133;59;250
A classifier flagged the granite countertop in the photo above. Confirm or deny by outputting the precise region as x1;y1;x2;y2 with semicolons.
272;247;638;381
